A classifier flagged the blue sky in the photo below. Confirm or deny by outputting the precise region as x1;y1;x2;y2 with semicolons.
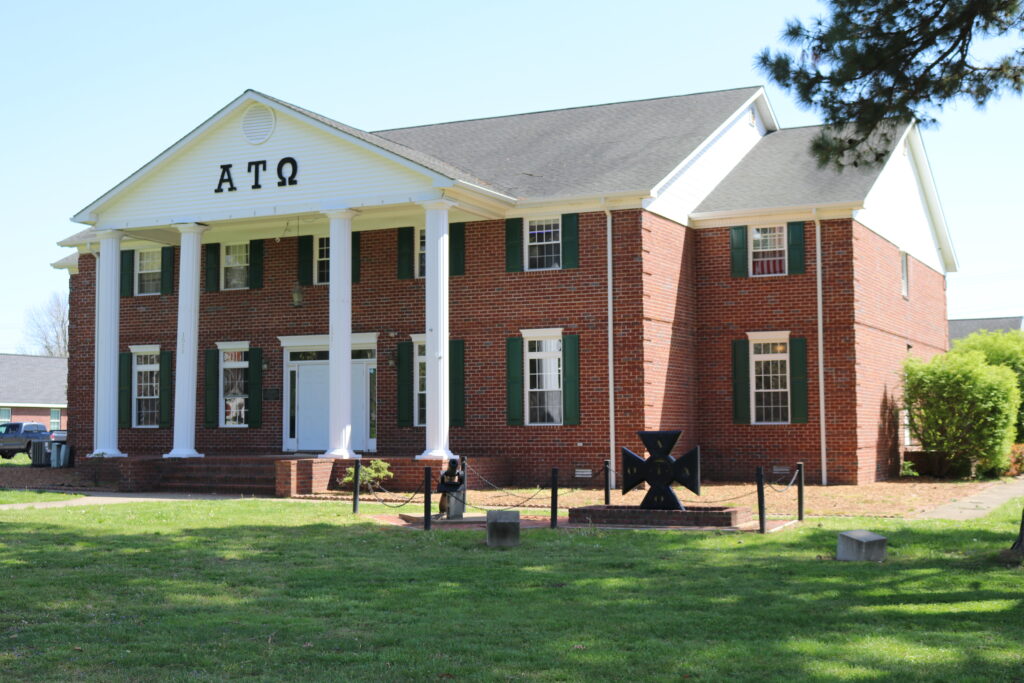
1;0;1020;353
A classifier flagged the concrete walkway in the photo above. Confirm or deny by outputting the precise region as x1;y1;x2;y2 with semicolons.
915;476;1024;520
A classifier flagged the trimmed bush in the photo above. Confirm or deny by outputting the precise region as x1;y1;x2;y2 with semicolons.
904;351;1020;478
952;330;1024;441
338;459;393;492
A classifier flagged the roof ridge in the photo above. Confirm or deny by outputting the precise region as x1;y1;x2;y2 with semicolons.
372;86;763;134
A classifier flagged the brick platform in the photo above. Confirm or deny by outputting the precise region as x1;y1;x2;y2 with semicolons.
568;504;751;527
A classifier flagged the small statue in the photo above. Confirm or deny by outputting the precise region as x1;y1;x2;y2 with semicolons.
436;457;466;519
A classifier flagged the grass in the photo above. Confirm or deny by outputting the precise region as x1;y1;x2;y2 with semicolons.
0;490;82;505
0;453;30;467
1;499;1022;681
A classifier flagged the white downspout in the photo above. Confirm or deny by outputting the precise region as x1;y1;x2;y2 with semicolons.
813;208;828;485
604;204;617;488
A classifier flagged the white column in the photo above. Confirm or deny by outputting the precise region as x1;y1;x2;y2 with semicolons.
91;230;125;457
417;200;456;460
165;223;207;458
322;210;357;458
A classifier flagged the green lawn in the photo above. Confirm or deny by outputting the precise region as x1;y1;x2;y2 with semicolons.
0;452;30;467
0;490;82;505
1;499;1022;681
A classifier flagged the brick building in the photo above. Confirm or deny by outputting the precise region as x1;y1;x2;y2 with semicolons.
55;87;955;490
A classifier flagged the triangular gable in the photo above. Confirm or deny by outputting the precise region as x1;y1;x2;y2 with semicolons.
73;91;467;229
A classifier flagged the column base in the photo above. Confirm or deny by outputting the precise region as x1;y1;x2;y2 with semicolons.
416;448;457;461
164;448;205;459
320;448;359;459
88;449;126;458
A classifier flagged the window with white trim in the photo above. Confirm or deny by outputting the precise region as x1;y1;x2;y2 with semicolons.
414;339;427;426
132;349;160;428
222;244;250;290
49;409;61;431
315;237;330;284
135;249;161;295
416;227;426;278
526;218;561;271
0;407;10;424
524;330;563;425
900;251;909;297
751;339;790;424
220;344;250;427
750;225;786;276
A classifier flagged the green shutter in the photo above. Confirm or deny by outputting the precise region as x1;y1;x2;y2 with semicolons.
787;221;805;275
120;250;134;298
730;226;747;278
352;231;361;283
561;213;579;269
248;239;264;289
160;246;175;295
205;244;220;292
790;337;808;423
505;218;523;272
297;235;313;286
397;227;415;279
506;337;524;425
396;341;413;426
450;222;465;277
732;339;750;424
118;352;131;428
204;348;219;428
562;334;580;425
159;350;172;429
450;339;465;427
247;348;262;428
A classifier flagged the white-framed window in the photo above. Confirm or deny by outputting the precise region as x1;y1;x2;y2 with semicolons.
315;236;330;285
416;227;426;279
750;225;786;276
135;249;161;295
900;251;909;297
748;331;790;424
410;334;427;426
218;341;249;427
222;243;250;290
49;409;61;431
525;218;561;271
130;344;160;428
0;407;10;424
523;327;563;425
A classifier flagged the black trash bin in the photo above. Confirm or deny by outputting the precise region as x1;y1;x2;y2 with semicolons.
30;441;50;468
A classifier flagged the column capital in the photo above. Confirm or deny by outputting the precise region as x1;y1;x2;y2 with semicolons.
323;209;358;221
92;229;124;241
171;222;208;235
419;199;457;212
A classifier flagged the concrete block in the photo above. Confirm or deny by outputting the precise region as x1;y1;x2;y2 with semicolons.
837;530;887;562
487;510;520;548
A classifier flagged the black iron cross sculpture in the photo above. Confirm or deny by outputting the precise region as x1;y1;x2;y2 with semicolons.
621;430;701;510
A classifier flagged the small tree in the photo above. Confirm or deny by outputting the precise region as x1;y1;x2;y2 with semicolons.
951;329;1024;442
24;292;69;357
339;460;393;492
904;351;1020;477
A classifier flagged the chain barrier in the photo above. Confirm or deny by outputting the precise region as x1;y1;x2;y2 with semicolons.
677;489;759;504
458;487;551;513
767;469;800;493
366;480;424;509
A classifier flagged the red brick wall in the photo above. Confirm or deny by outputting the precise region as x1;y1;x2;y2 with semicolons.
67;254;96;458
1;407;66;430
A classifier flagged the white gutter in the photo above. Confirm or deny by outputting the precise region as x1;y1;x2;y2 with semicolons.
813;208;828;486
604;204;617;488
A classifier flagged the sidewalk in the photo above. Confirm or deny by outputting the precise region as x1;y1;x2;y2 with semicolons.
915;476;1024;520
0;491;249;511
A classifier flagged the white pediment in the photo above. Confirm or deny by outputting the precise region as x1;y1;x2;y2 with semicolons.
77;93;453;229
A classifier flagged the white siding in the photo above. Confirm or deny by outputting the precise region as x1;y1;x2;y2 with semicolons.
643;105;766;225
854;137;943;272
94;105;439;228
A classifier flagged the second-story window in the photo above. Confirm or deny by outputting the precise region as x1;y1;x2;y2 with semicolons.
417;228;426;278
750;226;786;276
316;237;330;284
526;218;561;271
222;244;250;290
136;249;161;295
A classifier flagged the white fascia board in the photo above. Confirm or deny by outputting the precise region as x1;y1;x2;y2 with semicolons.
0;402;67;409
510;191;648;218
72;91;459;225
906;126;958;272
689;202;862;227
451;180;517;204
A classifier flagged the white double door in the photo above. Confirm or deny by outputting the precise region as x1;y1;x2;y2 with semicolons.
288;357;376;453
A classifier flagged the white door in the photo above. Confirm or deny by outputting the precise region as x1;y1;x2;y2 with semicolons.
296;363;329;451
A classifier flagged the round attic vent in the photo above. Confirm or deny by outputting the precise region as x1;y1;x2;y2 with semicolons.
241;103;275;144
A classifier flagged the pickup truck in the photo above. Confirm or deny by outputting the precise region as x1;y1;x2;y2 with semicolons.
0;422;52;458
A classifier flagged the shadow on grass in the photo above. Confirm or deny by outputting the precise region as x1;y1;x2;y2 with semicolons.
0;501;1022;681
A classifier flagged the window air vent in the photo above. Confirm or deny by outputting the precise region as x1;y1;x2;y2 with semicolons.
242;103;275;145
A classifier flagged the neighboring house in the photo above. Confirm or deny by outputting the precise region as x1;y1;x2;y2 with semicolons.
54;87;954;487
948;316;1023;343
0;354;68;430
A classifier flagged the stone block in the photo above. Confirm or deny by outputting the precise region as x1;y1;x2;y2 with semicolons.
486;510;520;548
837;530;887;562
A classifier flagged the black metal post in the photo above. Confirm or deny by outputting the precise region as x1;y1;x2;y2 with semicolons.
796;461;805;521
550;467;559;529
352;460;361;514
603;459;611;505
756;465;766;534
424;467;432;531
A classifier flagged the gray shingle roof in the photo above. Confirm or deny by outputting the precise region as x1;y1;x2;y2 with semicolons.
373;87;762;200
949;317;1024;342
694;124;898;214
0;354;67;407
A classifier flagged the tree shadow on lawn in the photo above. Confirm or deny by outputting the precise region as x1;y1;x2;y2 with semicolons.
1;508;1022;681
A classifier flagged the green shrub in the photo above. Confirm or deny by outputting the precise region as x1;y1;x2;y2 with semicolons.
904;351;1020;478
952;330;1024;441
338;459;393;492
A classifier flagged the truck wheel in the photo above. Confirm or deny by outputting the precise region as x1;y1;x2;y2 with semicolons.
0;451;13;459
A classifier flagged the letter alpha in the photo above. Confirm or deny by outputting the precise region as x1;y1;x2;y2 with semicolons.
214;164;237;193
